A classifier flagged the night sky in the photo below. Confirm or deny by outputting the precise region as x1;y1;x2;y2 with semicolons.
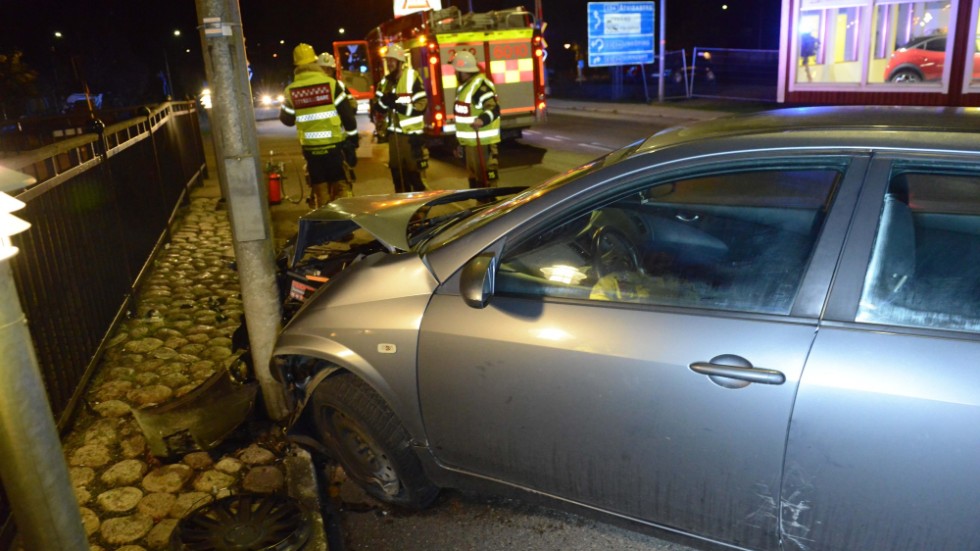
0;0;779;110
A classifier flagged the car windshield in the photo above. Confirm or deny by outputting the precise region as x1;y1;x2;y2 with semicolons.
421;139;646;253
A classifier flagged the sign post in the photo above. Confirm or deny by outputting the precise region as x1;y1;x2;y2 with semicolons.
586;2;656;67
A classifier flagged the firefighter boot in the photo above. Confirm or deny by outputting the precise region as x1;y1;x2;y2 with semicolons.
390;169;407;194
310;182;330;208
406;171;428;193
330;181;353;200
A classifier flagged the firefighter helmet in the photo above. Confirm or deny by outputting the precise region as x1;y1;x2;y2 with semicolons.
452;51;479;73
316;52;336;68
293;43;317;66
384;43;406;62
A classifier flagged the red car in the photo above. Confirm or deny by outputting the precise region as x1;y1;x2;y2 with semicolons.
885;34;980;82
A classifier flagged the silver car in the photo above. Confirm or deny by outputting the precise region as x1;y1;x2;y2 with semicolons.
273;106;980;551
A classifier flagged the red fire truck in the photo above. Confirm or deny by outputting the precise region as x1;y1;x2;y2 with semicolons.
337;6;547;141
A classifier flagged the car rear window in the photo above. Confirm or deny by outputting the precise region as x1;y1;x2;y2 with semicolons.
857;169;980;332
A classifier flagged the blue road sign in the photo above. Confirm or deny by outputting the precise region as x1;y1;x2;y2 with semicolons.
587;1;655;67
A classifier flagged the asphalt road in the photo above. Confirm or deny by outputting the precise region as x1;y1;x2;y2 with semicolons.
314;111;710;551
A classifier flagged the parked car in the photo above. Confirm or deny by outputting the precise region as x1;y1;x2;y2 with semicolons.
885;33;980;82
273;106;980;551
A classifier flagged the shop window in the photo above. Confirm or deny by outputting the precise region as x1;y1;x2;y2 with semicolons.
794;0;962;88
970;1;980;87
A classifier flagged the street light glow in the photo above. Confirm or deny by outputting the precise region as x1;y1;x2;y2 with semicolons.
339;28;346;35
54;31;63;38
173;29;181;37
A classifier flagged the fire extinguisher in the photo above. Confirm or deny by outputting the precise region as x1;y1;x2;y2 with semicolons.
267;169;283;205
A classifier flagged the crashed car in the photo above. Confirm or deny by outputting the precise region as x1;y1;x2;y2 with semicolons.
273;107;980;551
277;187;526;321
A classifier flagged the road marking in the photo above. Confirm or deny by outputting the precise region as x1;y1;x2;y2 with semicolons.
544;136;565;142
581;142;613;151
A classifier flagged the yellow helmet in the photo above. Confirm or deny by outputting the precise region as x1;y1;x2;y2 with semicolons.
293;43;317;66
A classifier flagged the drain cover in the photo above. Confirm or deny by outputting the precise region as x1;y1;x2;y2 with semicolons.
170;493;311;551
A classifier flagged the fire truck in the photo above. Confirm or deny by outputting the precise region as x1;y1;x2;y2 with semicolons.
336;6;547;141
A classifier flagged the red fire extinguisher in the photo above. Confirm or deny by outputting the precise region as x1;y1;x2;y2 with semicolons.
267;170;283;205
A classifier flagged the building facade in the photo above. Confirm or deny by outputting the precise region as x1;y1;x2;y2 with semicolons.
780;0;980;105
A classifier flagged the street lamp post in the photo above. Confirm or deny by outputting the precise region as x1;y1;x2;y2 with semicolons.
0;167;88;550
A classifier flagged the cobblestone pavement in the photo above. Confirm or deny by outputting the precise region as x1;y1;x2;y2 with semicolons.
58;195;298;551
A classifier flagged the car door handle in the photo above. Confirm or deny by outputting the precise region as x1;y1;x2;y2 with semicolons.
689;354;786;388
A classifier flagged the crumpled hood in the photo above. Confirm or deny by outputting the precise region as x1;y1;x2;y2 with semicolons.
303;191;457;253
294;188;525;261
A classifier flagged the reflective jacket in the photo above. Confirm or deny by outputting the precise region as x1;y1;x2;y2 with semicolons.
280;68;357;150
374;66;427;135
454;73;500;146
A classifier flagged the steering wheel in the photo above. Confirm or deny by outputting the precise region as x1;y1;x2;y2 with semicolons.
592;227;641;279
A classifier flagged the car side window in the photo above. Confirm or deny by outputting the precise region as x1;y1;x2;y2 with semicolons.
857;170;980;332
497;168;840;315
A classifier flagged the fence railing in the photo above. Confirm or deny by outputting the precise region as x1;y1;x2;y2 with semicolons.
547;47;778;104
0;101;205;550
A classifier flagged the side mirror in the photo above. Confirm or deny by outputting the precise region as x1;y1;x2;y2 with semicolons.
460;252;496;309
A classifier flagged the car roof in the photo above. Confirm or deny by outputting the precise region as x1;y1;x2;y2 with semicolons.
637;106;980;154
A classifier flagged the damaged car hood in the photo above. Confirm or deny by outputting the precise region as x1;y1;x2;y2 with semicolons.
294;188;525;263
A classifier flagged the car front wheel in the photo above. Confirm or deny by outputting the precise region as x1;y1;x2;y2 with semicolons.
310;373;439;509
889;69;923;83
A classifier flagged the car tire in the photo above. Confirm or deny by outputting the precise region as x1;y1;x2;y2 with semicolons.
310;373;439;509
889;69;923;83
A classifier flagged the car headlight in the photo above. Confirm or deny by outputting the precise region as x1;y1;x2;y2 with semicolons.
260;95;273;106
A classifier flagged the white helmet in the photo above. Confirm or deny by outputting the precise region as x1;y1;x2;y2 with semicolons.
452;51;479;73
384;44;406;62
316;52;336;68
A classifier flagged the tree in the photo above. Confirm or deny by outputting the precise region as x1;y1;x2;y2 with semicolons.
0;51;39;119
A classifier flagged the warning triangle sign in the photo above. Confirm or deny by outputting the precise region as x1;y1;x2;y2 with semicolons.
394;0;441;18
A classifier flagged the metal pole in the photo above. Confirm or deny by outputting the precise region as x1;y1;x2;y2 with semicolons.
658;0;666;102
0;259;88;551
195;0;289;420
163;48;174;99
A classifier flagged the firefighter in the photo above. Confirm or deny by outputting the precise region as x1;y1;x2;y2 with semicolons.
280;43;358;207
372;43;429;193
452;51;500;188
317;52;359;178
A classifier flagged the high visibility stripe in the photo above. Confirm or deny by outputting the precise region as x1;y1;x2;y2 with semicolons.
439;29;533;44
304;131;335;140
395;96;413;104
336;92;348;103
281;105;295;115
296;111;338;122
456;128;500;140
456;115;476;123
398;115;423;127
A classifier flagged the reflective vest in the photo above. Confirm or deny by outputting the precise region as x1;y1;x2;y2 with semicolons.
377;67;426;135
454;73;500;146
282;69;346;148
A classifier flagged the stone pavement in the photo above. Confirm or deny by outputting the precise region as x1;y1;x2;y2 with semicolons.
54;98;733;551
56;121;330;550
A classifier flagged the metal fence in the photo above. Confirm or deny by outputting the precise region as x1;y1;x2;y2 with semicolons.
547;47;778;104
0;101;205;549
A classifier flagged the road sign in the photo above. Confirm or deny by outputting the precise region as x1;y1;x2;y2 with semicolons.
586;2;655;67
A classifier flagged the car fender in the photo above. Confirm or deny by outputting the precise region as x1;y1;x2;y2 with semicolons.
273;252;441;443
887;63;925;80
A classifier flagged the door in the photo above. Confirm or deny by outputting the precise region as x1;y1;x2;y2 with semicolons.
419;159;861;549
785;159;980;551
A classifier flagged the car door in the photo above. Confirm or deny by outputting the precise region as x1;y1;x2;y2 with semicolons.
784;157;980;551
418;155;867;550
